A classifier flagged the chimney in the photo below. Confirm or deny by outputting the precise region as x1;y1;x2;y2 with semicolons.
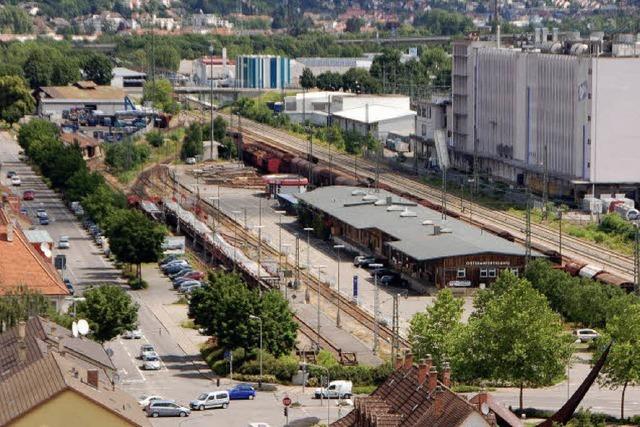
6;220;13;242
17;320;26;340
433;386;444;418
417;359;429;385
58;338;66;356
394;354;404;370
403;352;414;369
441;362;451;388
87;369;99;388
428;366;438;393
475;392;488;412
424;354;433;373
17;321;27;363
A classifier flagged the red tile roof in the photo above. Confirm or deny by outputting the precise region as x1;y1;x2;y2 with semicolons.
0;208;68;296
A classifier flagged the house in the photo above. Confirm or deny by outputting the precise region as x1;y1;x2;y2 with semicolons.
23;229;54;258
0;207;68;308
297;186;535;291
0;318;148;427
36;81;126;121
331;352;523;427
60;131;103;160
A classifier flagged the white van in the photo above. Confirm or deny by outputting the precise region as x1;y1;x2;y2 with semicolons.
189;391;230;410
314;380;353;399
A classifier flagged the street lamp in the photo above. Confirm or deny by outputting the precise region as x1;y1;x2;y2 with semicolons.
274;210;286;279
333;244;345;328
252;225;265;289
315;364;331;425
369;262;383;355
313;265;326;352
303;227;314;303
249;315;263;389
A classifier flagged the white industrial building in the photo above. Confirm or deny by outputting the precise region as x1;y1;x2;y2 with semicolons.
452;37;640;198
36;81;126;121
290;57;373;85
412;95;452;169
333;104;416;141
284;91;355;125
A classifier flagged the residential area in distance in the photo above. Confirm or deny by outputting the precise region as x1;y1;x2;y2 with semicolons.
3;0;640;426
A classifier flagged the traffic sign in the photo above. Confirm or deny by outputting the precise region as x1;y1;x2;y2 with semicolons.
282;396;292;407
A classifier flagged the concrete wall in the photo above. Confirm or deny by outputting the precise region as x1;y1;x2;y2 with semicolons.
590;58;640;183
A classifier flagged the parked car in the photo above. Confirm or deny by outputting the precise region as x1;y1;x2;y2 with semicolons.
139;344;155;359
36;209;47;219
39;216;50;225
379;274;407;287
164;263;190;275
6;170;16;178
138;395;164;408
160;254;182;265
58;236;70;249
371;268;394;278
94;235;104;247
183;284;202;294
143;353;162;370
161;259;189;272
185;157;196;165
145;400;191;418
22;190;35;201
11;176;21;186
189;391;230;410
122;329;143;339
353;255;376;267
178;280;202;292
228;384;256;400
573;329;600;343
173;274;203;288
169;267;194;279
314;380;353;399
63;279;74;295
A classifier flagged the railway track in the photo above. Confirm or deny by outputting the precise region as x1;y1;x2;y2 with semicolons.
199;111;634;280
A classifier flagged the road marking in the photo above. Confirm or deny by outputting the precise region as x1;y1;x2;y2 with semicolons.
120;339;146;382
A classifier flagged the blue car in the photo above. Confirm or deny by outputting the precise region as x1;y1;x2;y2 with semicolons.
63;279;74;295
39;216;50;225
228;384;256;400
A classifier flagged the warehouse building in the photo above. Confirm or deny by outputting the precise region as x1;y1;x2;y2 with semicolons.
235;55;291;89
36;81;126;121
332;105;416;141
297;186;532;291
452;36;640;198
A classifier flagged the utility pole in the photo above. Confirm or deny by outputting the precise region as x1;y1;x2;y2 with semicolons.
295;234;300;295
369;263;383;355
333;244;344;328
304;227;314;303
307;129;313;186
391;293;399;363
543;144;549;220
315;266;325;352
210;45;215;161
525;176;532;265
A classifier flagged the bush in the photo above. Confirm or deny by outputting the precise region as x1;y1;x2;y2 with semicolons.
128;277;148;290
146;131;164;148
306;363;394;387
230;373;278;384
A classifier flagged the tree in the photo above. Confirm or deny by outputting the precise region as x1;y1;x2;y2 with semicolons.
299;67;316;89
143;78;178;113
408;289;463;369
76;285;139;342
181;122;204;160
413;9;474;35
464;272;572;410
23;48;54;88
105;209;166;278
82;184;126;226
65;169;105;203
0;75;35;125
213;116;227;142
345;17;364;33
326;125;345;151
596;303;640;419
146;130;164;148
50;56;81;86
0;6;33;34
258;291;298;356
83;53;113;85
316;71;343;91
47;145;86;189
0;286;51;330
151;45;180;72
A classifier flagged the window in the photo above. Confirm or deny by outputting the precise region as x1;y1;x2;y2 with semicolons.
456;268;466;278
510;268;519;276
488;269;497;278
427;107;432;119
421;124;427;136
480;268;488;278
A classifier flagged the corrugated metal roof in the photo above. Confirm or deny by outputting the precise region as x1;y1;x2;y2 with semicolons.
297;186;537;262
332;104;416;124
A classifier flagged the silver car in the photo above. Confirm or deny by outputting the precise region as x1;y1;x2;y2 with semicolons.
145;400;191;418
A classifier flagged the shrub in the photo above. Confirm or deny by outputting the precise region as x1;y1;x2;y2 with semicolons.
128;277;148;290
146;131;164;147
230;373;277;384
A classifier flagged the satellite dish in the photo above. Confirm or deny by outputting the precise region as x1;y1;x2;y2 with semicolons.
77;319;90;336
71;321;79;337
40;242;48;252
480;402;490;415
43;247;52;258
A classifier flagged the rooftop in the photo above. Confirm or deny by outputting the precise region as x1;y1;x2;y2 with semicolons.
0;209;68;296
38;81;125;101
297;186;533;262
23;229;53;244
332;104;416;124
112;67;147;78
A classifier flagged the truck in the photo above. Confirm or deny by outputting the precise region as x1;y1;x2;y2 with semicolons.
314;380;352;399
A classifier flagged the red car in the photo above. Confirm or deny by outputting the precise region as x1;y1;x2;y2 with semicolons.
22;190;35;201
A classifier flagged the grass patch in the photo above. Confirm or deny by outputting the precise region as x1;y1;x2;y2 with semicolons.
352;385;377;395
451;384;496;393
180;319;196;329
174;296;189;305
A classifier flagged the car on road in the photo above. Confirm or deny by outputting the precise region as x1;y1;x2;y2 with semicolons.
189;391;230;410
36;208;47;219
228;384;256;400
379;274;407;287
143;353;162;370
22;190;35;201
139;344;156;359
314;380;352;399
353;255;376;267
11;176;21;186
122;329;143;339
6;171;16;178
39;216;50;225
63;279;74;295
573;328;600;343
145;400;191;418
58;236;70;249
138;395;164;408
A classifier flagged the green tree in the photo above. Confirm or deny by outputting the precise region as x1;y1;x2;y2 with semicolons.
151;44;180;72
51;56;81;86
143;78;178;113
181;122;204;160
17;118;60;163
464;272;572;410
82;184;126;226
76;285;139;343
413;9;474;35
83;53;113;85
596;303;640;419
299;67;316;89
0;75;35;125
316;71;343;91
326;125;345;151
65;169;105;203
23;48;54;88
47;145;86;189
105;209;166;278
345;17;364;33
146;130;164;148
0;6;33;34
0;286;51;330
257;290;298;357
408;289;463;369
105;139;150;171
213;116;227;142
